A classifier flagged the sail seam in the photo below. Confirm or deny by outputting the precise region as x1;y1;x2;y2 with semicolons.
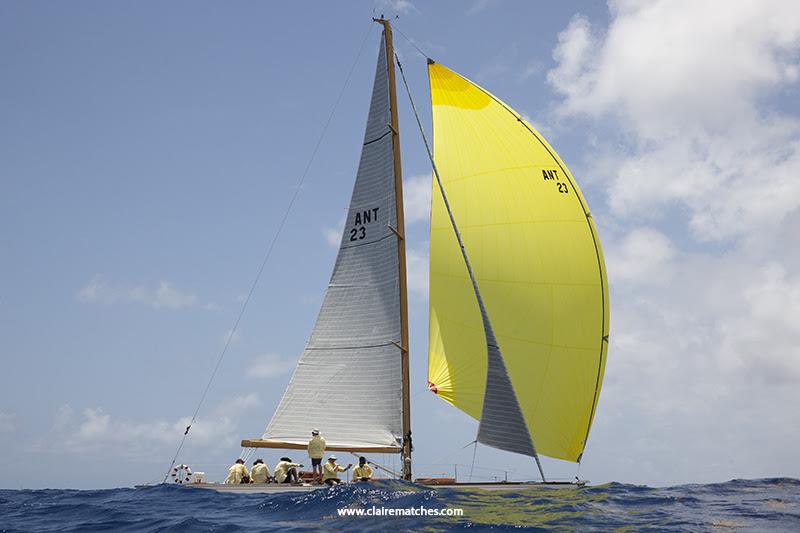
305;341;401;351
363;129;392;146
430;271;599;287
340;232;395;249
430;218;593;228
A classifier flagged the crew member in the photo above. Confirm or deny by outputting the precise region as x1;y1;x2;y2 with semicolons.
352;456;373;482
307;428;326;483
322;455;352;486
274;457;302;484
251;458;270;483
224;458;250;484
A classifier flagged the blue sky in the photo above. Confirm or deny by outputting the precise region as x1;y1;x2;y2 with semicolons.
2;0;799;489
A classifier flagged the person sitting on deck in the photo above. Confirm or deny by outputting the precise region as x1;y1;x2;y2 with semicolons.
322;455;352;486
352;456;373;482
274;457;302;484
307;428;326;484
224;458;250;484
250;458;270;484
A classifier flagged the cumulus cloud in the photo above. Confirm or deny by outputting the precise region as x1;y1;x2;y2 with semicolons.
545;0;800;378
406;245;429;300
549;1;800;135
41;395;261;456
377;0;419;15
403;174;432;225
716;263;800;381
212;393;261;415
322;214;346;248
605;227;675;285
544;0;800;483
77;278;199;309
548;0;800;241
246;353;296;379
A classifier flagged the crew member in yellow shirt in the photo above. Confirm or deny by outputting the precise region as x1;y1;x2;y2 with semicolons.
250;458;270;483
274;457;302;484
322;455;352;486
352;456;373;482
307;428;326;484
224;458;250;484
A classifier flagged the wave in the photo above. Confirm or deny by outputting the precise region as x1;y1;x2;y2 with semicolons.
1;478;797;532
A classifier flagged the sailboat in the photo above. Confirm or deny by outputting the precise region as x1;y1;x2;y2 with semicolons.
193;17;608;490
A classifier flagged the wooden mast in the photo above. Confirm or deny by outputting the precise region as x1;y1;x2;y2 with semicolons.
374;16;412;481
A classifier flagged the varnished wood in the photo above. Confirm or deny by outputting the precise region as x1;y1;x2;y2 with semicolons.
374;16;412;482
241;439;402;454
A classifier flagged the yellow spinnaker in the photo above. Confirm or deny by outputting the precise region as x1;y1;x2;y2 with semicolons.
427;63;609;462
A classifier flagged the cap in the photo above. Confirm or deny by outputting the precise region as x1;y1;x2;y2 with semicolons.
329;455;337;460
311;428;319;435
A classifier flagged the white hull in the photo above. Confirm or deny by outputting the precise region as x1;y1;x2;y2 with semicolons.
168;480;585;494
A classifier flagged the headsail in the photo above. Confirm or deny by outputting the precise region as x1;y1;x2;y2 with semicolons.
427;64;609;463
254;32;405;452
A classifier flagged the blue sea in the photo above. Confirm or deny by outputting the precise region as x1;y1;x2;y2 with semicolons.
1;478;798;532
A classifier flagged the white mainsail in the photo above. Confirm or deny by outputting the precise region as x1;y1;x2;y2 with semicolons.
258;33;404;451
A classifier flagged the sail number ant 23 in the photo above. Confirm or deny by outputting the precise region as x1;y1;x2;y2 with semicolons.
349;207;380;241
542;168;569;194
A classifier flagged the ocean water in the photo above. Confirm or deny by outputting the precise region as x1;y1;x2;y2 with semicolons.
1;478;798;532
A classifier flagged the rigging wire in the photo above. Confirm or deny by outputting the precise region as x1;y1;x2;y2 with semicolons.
159;21;377;484
392;22;431;61
468;440;478;482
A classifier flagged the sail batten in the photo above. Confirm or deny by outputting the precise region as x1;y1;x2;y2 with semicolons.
427;64;609;463
258;33;404;452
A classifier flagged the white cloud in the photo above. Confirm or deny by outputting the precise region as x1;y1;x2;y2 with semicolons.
322;215;345;248
323;227;341;247
246;353;296;379
716;263;800;381
41;395;261;456
549;1;800;137
548;0;800;241
403;174;431;225
212;393;261;416
605;227;675;285
0;411;17;434
603;120;800;241
377;0;419;15
406;245;429;300
543;1;800;483
77;278;199;309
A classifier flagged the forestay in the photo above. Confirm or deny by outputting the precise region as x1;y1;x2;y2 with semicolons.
260;33;403;451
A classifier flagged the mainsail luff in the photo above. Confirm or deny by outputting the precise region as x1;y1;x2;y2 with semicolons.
373;17;413;481
253;30;406;452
